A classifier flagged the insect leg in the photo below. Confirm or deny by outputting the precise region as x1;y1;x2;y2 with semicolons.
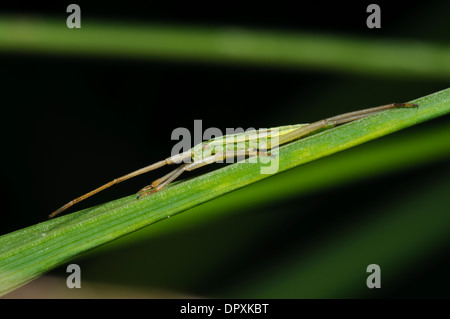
137;164;188;198
278;103;417;145
137;154;220;198
324;103;417;125
49;159;170;218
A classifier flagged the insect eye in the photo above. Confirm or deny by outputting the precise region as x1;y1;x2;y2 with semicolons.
202;143;209;151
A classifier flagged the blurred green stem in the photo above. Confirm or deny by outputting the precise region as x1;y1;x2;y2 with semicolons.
0;16;450;78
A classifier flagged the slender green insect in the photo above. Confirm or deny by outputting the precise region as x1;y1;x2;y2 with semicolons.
49;102;417;218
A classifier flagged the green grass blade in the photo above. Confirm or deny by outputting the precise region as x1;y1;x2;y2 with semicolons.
1;16;450;78
105;120;450;248
1;87;449;295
